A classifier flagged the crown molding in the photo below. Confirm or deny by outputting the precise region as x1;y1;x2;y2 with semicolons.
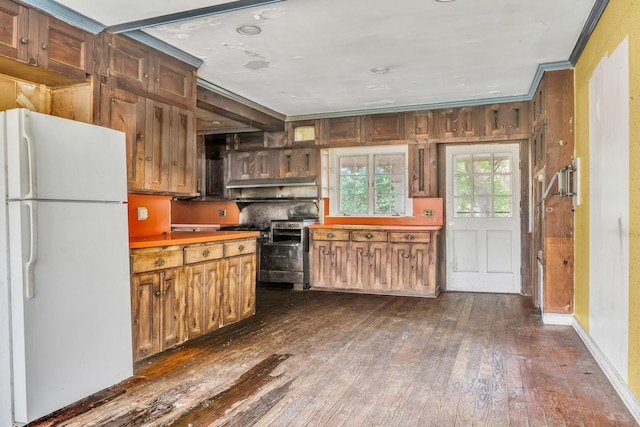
125;31;204;68
19;0;105;33
569;0;610;65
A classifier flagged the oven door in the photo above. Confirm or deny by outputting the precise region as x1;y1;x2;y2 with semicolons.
259;241;303;283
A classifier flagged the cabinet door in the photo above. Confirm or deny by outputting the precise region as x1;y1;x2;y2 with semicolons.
253;150;273;179
131;271;161;361
228;151;252;181
169;106;196;194
221;257;242;326
203;259;224;333
186;260;223;338
99;84;145;191
144;99;171;191
366;113;404;142
351;241;389;290
390;242;436;294
485;102;529;136
0;0;28;61
310;240;349;288
408;143;437;197
104;32;150;93
405;110;436;140
37;14;93;79
160;267;184;350
279;148;318;178
153;57;195;106
437;107;481;138
238;254;256;321
324;116;362;144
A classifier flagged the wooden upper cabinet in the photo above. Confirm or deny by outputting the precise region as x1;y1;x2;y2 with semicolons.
169;106;196;194
278;148;317;178
364;113;404;142
485;102;529;136
228;150;274;181
144;99;171;192
408;143;437;197
154;59;195;106
0;0;93;80
36;14;93;78
405;110;436;140
99;84;145;191
324;116;362;145
0;0;28;61
101;32;196;107
103;32;150;93
436;106;481;138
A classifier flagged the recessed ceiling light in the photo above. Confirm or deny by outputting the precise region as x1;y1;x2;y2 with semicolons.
236;25;261;35
370;66;389;74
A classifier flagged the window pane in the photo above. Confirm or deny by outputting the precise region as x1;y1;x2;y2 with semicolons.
375;196;394;214
493;153;511;173
454;197;472;218
455;155;471;174
494;196;512;217
355;195;368;214
473;197;492;217
493;175;512;196
455;175;472;196
473;175;492;196
473;154;492;173
375;154;404;174
340;156;367;175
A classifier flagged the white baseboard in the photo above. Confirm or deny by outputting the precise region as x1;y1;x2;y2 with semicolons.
542;312;574;325
573;318;640;424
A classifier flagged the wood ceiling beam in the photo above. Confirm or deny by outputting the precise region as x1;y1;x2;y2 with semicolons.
197;86;285;133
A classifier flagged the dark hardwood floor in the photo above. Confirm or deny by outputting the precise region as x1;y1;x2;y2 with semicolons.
31;287;636;426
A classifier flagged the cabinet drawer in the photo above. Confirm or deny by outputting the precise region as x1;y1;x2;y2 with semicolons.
131;249;183;273
184;243;224;264
388;231;431;243
311;229;350;241
351;230;388;242
224;239;256;257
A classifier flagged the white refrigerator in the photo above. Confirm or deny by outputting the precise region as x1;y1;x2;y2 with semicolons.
0;109;133;425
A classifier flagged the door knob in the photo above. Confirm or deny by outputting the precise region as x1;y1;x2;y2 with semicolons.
448;222;454;227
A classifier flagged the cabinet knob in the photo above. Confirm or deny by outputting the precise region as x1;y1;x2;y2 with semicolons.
143;74;149;79
406;234;414;240
239;245;245;251
327;233;335;238
410;130;415;135
146;156;152;161
20;37;28;44
138;155;144;161
41;44;48;50
154;289;161;297
155;259;165;267
365;233;373;239
173;161;178;166
202;249;210;257
156;78;160;82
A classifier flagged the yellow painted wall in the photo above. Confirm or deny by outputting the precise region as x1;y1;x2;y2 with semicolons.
574;0;640;396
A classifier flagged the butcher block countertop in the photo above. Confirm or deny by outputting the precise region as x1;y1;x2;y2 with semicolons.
129;230;260;249
308;224;442;231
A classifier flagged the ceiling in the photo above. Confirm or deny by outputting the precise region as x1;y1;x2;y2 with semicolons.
33;0;597;120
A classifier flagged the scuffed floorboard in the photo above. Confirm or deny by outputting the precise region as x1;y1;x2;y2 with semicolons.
29;288;636;426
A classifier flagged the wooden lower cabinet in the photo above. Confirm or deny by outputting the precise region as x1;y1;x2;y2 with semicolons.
310;228;439;297
131;268;184;361
185;259;224;339
221;254;256;326
130;237;256;362
309;238;350;289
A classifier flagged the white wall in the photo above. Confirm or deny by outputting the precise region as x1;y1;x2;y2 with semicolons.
589;36;630;381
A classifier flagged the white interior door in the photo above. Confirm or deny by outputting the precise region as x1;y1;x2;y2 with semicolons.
445;143;521;293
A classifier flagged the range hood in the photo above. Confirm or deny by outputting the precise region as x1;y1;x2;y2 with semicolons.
226;177;316;189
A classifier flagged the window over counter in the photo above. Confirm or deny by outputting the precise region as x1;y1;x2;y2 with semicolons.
325;145;412;217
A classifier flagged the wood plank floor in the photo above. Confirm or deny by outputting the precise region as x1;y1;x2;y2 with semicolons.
31;287;637;426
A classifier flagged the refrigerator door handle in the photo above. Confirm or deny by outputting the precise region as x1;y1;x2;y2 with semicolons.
21;110;37;199
24;201;38;298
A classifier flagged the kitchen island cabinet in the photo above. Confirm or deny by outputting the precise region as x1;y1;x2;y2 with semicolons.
129;232;258;361
309;226;441;297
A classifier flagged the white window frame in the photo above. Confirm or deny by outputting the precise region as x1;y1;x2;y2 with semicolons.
326;145;412;217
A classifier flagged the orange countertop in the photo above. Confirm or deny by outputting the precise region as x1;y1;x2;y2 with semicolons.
129;231;260;249
309;224;443;231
